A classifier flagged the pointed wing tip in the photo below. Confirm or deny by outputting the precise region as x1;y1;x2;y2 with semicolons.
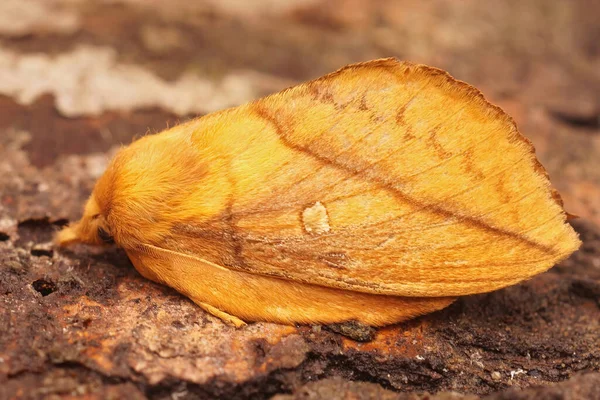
563;223;583;255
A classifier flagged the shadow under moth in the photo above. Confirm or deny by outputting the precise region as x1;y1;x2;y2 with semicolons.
57;58;581;328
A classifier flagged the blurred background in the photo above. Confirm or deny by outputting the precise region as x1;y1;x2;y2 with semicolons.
0;0;598;224
0;1;599;399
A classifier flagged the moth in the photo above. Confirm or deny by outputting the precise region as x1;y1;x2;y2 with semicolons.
58;58;581;327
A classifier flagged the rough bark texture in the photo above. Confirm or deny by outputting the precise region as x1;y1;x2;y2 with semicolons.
0;1;599;399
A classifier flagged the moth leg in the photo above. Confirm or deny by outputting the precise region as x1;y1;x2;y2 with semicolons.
197;301;247;328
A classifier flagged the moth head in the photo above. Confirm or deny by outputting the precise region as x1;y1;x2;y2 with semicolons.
56;130;204;249
56;194;114;247
56;148;123;248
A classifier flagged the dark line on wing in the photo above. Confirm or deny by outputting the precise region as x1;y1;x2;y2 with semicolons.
243;79;430;214
236;134;544;249
223;157;247;269
306;158;539;240
253;103;556;255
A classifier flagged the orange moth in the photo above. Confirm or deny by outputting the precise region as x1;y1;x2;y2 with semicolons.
57;58;581;327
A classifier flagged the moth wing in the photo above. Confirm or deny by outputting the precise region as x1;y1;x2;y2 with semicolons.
126;243;455;326
180;58;580;297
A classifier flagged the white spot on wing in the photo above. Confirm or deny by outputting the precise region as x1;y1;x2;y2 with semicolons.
302;201;330;235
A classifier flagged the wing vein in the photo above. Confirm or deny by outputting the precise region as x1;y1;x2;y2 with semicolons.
259;107;555;254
